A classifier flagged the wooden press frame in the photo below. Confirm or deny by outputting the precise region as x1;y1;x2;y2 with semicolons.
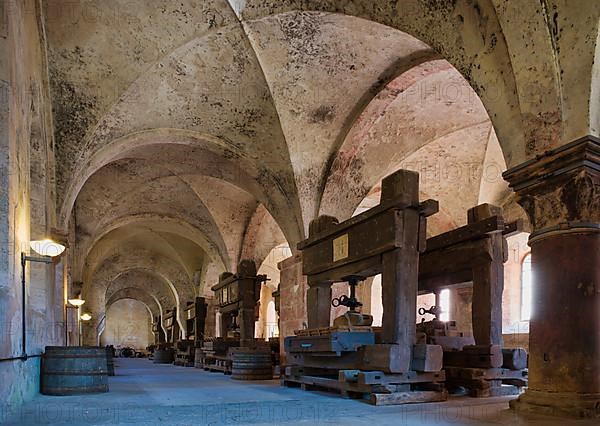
297;170;438;372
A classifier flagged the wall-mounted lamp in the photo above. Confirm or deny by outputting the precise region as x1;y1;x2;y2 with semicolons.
20;238;67;360
79;313;92;346
68;296;86;307
29;239;66;258
65;294;85;346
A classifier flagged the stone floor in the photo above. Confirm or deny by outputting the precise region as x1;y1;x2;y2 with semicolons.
2;358;596;425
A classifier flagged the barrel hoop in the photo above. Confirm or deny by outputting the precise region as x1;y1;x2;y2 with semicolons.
41;386;108;395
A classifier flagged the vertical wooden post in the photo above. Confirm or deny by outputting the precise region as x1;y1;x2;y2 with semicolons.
238;260;258;347
195;297;207;346
380;170;420;372
306;282;332;328
468;204;504;346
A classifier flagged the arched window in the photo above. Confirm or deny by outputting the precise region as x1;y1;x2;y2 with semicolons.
370;275;383;327
266;301;278;338
521;253;532;321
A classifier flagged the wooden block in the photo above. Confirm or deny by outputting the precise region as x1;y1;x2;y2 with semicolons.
468;204;502;223
358;371;387;385
444;345;503;369
411;344;443;372
431;335;475;351
362;344;411;373
502;348;528;370
308;216;339;238
381;170;419;204
338;370;360;383
503;219;524;237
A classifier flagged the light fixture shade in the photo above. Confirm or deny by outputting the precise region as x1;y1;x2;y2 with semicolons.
30;239;66;257
80;313;92;321
68;298;85;307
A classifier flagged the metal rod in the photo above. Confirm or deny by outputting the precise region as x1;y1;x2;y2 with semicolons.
0;354;43;363
18;252;56;361
21;252;26;359
65;303;68;346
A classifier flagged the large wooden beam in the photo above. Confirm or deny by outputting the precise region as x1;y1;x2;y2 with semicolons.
379;172;422;373
306;283;332;328
468;205;504;347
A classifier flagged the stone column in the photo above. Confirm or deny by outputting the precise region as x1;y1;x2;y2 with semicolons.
277;254;308;365
504;136;599;418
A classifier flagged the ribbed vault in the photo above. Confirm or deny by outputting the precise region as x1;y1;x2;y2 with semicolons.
43;2;598;345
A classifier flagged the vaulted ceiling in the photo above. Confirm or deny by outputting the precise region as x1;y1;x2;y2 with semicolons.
42;1;598;330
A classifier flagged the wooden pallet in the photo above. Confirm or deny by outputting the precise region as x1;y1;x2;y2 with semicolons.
203;354;232;374
444;367;528;397
282;367;447;406
294;326;374;337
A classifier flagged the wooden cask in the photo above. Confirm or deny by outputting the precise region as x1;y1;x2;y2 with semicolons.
231;349;273;381
41;346;108;395
153;348;175;364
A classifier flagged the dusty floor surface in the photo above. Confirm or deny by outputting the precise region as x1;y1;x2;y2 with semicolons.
2;358;596;425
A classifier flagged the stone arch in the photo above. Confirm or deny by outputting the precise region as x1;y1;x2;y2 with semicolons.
60;129;303;249
106;287;161;319
82;250;194;343
106;274;171;314
100;298;154;350
240;204;289;267
76;214;225;283
240;5;555;163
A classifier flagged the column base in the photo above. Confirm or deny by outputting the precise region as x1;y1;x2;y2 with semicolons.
510;389;600;418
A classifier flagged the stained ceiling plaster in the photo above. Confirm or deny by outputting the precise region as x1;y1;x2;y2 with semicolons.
44;2;598;315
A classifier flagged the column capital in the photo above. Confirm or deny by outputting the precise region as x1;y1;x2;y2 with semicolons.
503;136;600;241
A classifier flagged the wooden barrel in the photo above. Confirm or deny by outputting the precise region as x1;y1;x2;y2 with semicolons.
231;349;273;380
41;346;108;395
194;348;204;368
106;347;115;376
153;348;175;364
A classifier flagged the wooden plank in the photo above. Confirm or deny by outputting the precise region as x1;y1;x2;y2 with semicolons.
358;370;446;385
306;283;332;328
298;171;435;251
419;239;492;287
443;345;503;369
425;216;504;253
285;332;375;354
370;390;447;406
307;255;382;284
302;209;399;276
444;367;528;381
283;373;447;406
284;366;335;377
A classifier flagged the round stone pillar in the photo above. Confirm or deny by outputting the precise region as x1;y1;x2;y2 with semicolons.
504;136;600;418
